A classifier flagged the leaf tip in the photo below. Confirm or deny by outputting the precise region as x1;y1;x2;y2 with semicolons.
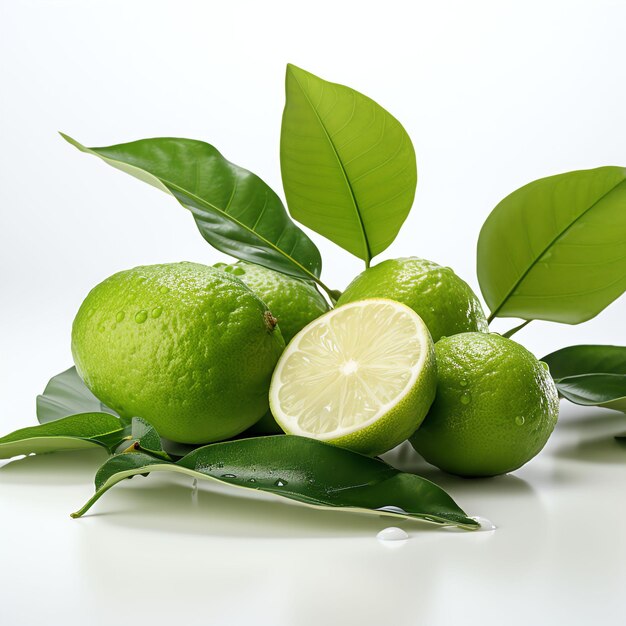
58;132;86;152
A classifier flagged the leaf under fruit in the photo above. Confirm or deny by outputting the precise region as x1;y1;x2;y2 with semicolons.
72;435;479;529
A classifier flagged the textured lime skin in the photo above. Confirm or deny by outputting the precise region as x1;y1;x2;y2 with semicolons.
71;262;285;444
410;333;559;477
269;299;438;457
215;261;329;343
337;257;488;342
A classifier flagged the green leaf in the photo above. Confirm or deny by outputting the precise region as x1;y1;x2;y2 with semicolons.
37;366;119;424
61;134;324;284
477;167;626;323
280;64;417;264
72;436;478;529
115;417;172;461
0;413;125;460
542;345;626;412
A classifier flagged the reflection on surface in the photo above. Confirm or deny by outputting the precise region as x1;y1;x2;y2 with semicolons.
554;435;626;464
551;405;626;464
0;448;107;486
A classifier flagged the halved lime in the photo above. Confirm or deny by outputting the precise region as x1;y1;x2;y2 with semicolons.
269;299;437;456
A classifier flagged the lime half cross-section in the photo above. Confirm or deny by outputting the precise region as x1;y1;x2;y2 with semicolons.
269;299;437;456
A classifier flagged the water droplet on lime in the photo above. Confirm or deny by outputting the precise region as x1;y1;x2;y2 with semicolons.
151;307;162;319
135;310;148;324
116;311;125;323
515;416;525;426
460;391;471;405
274;479;288;487
159;286;170;294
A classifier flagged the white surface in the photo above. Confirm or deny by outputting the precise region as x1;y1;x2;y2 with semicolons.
1;1;625;624
1;404;625;625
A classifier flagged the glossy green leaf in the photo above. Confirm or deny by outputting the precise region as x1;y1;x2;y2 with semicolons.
37;366;119;424
280;64;417;264
72;436;478;529
477;167;626;323
115;417;172;461
35;368;196;459
61;134;324;284
542;345;626;412
0;413;124;459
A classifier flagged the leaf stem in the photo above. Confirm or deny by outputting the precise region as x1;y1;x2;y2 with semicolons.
313;277;340;304
502;319;532;339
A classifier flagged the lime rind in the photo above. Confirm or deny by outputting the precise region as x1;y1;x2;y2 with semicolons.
269;299;437;455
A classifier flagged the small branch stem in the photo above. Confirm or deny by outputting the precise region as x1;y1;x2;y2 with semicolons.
312;277;340;306
502;319;532;339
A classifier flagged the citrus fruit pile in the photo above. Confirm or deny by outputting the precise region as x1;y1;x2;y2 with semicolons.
72;255;559;477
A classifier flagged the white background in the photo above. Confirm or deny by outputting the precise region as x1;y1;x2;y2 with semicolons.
1;2;625;625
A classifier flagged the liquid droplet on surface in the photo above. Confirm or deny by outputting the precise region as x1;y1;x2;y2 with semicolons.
460;391;471;405
471;516;496;531
151;306;163;319
135;310;148;324
515;416;525;426
97;324;106;333
248;478;256;483
377;505;407;515
540;361;550;371
377;527;409;542
116;311;125;322
274;479;288;487
221;473;236;479
232;267;246;276
159;286;170;294
460;379;468;388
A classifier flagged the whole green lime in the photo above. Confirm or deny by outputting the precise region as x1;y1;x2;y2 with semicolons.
410;332;559;477
71;262;285;444
214;261;329;343
337;257;488;342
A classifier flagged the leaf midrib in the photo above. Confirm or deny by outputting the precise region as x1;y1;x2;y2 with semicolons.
489;176;626;321
163;178;318;279
288;67;372;264
88;148;320;283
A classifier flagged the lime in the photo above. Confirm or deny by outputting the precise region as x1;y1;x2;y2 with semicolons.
269;299;437;456
71;262;285;444
337;257;488;342
214;261;329;343
410;332;559;477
